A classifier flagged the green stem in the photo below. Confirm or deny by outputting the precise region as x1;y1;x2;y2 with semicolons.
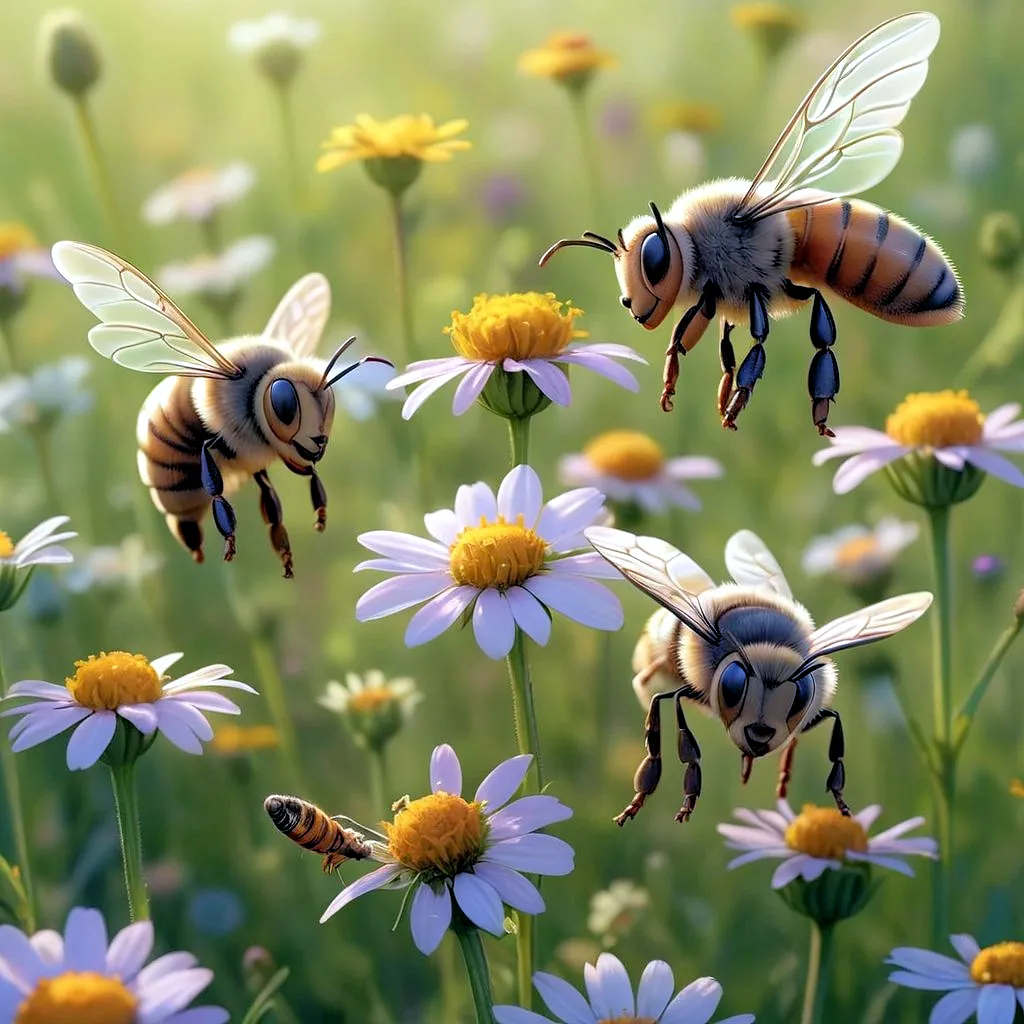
28;427;61;513
507;416;530;467
108;762;149;921
568;88;603;220
453;916;496;1024
71;97;124;244
368;744;389;816
800;921;835;1024
954;617;1022;753
388;191;418;364
0;316;20;373
250;635;306;790
0;650;36;932
926;504;954;947
199;213;221;254
275;84;302;205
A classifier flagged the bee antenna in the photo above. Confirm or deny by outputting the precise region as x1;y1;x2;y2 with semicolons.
649;201;669;241
538;235;618;267
617;228;627;249
324;355;394;391
582;230;620;252
317;336;358;390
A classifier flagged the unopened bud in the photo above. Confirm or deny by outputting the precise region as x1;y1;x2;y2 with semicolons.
41;9;101;98
979;211;1022;271
477;366;555;421
242;945;276;992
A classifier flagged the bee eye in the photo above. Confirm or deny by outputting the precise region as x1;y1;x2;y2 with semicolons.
269;379;299;425
640;231;671;286
719;661;748;709
789;676;814;721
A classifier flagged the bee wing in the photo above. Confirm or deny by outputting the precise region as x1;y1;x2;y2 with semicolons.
733;12;940;222
52;240;242;379
585;526;720;644
263;273;332;358
723;530;793;599
805;592;933;661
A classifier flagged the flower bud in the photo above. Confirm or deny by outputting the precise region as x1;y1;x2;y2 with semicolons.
776;862;877;926
477;365;555;421
40;9;101;99
979;211;1023;272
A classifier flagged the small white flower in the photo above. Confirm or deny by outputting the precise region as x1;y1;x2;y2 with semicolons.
717;799;937;889
0;516;76;612
157;236;275;298
0;357;91;432
0;906;227;1023
142;163;256;225
228;13;320;53
888;934;1024;1024
587;878;649;946
801;517;919;586
64;534;163;593
318;670;420;715
948;123;998;184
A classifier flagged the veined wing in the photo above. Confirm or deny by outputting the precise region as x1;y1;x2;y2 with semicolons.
51;240;242;379
264;273;331;358
723;530;793;599
804;592;932;662
585;526;720;644
734;12;940;222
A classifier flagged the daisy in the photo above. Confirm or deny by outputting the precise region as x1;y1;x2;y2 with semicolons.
0;357;91;433
0;223;60;298
493;953;755;1023
0;651;257;770
801;517;919;588
141;162;256;226
0;906;227;1023
156;236;275;298
559;430;723;514
355;463;624;660
0;516;76;612
318;670;421;748
319;743;573;956
385;292;646;421
228;13;320;83
64;534;162;593
888;934;1024;1023
717;799;937;889
587;879;649;947
812;391;1024;497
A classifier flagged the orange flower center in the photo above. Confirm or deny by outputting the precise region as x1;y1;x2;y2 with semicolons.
0;531;14;558
14;971;137;1024
449;516;547;589
66;652;162;709
832;535;882;569
970;942;1024;987
885;390;985;448
349;686;399;712
584;431;665;481
384;792;485;874
784;805;868;859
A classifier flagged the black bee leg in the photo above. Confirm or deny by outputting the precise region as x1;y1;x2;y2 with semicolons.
310;471;327;532
783;279;839;437
615;687;678;826
200;439;236;562
722;286;770;430
660;284;717;413
716;321;736;418
802;708;850;816
776;738;798;800
674;693;703;823
254;470;293;579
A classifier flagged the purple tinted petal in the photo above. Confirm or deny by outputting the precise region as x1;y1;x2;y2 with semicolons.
320;864;404;923
423;509;460;545
453;873;505;935
545;553;623;579
136;966;215;1017
982;402;1021;433
0;925;46;990
533;971;595;1024
356;532;449;569
637;962;674;1019
356;574;453;620
117;705;160;734
537;489;606;545
106;921;154;981
5;681;73;701
473;589;516;659
886;970;972;991
493;1007;550;1024
488;795;573;839
454;481;498;527
66;713;117;770
409;884;452;956
63;908;107;972
924;988;981;1023
886;948;970;978
483;833;574;875
430;744;462;796
135;952;197;987
504;359;572;406
505;587;551;646
388;357;471;388
471;863;544;914
451;362;494;415
594;953;634;1016
152;707;205;756
404;586;477;647
10;706;90;750
155;701;213;742
584;962;610;1018
665;456;724;480
977;985;1017;1024
832;450;906;494
474;754;532;808
497;465;543;525
167;693;239;716
965;447;1024;487
524;576;623;630
400;366;472;420
566;342;646;362
949;935;981;964
559;350;639;391
662;976;722;1024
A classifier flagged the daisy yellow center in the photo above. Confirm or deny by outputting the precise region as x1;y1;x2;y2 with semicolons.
65;652;162;710
211;724;279;755
177;166;215;186
445;292;587;362
384;792;485;874
885;390;984;448
449;516;547;589
784;805;868;859
0;531;14;558
0;223;37;262
14;971;137;1024
833;535;881;569
970;943;1024;987
585;430;665;481
349;686;398;712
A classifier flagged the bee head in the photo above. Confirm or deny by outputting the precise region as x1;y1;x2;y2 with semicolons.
260;363;336;472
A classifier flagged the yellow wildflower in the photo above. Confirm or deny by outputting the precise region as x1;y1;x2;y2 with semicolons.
518;32;616;88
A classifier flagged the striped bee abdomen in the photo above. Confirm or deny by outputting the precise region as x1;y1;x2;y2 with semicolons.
264;795;372;872
788;199;964;326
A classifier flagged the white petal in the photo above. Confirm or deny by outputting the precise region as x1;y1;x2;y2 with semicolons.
401;366;473;419
474;754;532;809
319;864;403;923
66;713;117;770
473;588;516;660
423;509;460;545
853;804;882;830
832;449;906;494
356;574;453;620
594;953;634;1016
661;976;722;1024
636;960;674;1019
497;465;543;526
430;744;462;796
356;531;450;569
523;576;623;630
454;481;498;528
404;586;477;647
506;587;552;646
106;920;154;981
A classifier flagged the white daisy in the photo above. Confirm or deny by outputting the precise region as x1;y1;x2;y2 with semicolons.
559;429;723;514
319;744;574;956
888;934;1024;1024
0;357;92;433
355;464;623;660
801;517;919;587
587;878;650;947
0;651;257;770
156;236;275;298
0;906;227;1023
0;516;76;612
228;13;320;54
318;670;421;747
64;534;162;593
0;223;61;298
493;953;755;1024
141;162;256;226
717;799;937;889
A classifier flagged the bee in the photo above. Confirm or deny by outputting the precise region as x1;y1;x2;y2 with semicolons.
51;241;391;577
585;526;932;824
540;13;963;436
264;794;374;873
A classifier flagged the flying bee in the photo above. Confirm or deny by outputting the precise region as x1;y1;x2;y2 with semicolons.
541;13;963;435
264;794;375;873
585;526;932;824
51;241;392;577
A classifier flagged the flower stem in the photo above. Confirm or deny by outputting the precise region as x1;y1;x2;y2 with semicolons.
926;504;955;947
800;921;835;1024
0;315;20;373
108;762;149;921
250;634;306;791
274;83;302;205
368;744;389;815
453;915;496;1024
507;416;530;467
0;650;36;932
954;616;1022;753
199;213;222;254
388;191;418;364
568;88;604;221
71;97;124;244
28;426;62;513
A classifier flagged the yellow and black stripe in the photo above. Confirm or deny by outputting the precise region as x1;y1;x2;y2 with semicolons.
265;795;372;872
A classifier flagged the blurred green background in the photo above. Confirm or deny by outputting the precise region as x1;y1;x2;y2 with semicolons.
1;0;1023;1020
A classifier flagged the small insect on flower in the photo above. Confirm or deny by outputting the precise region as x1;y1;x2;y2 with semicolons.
52;241;392;577
585;526;931;824
540;13;963;437
265;795;373;873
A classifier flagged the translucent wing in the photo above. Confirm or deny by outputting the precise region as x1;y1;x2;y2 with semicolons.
585;526;720;644
263;273;331;358
723;530;793;599
805;592;933;661
51;240;241;379
734;12;940;222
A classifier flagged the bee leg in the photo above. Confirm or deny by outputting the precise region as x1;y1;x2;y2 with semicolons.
783;279;839;437
200;439;236;562
254;469;293;579
310;472;327;532
806;708;851;817
172;517;205;564
673;694;702;823
660;285;717;413
716;321;736;418
615;687;681;826
721;286;770;431
740;753;753;785
776;738;798;800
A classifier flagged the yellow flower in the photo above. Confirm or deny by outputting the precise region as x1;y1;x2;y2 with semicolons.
885;390;984;448
518;32;617;88
0;224;37;262
731;3;804;58
210;724;279;756
649;101;723;135
1010;779;1024;798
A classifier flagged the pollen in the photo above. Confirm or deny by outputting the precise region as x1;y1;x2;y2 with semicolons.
885;390;985;449
585;430;665;481
445;292;587;363
65;652;163;710
448;516;548;589
383;792;485;875
970;942;1024;988
0;223;37;262
349;687;398;712
0;531;14;558
14;971;137;1024
832;535;881;570
784;805;868;859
